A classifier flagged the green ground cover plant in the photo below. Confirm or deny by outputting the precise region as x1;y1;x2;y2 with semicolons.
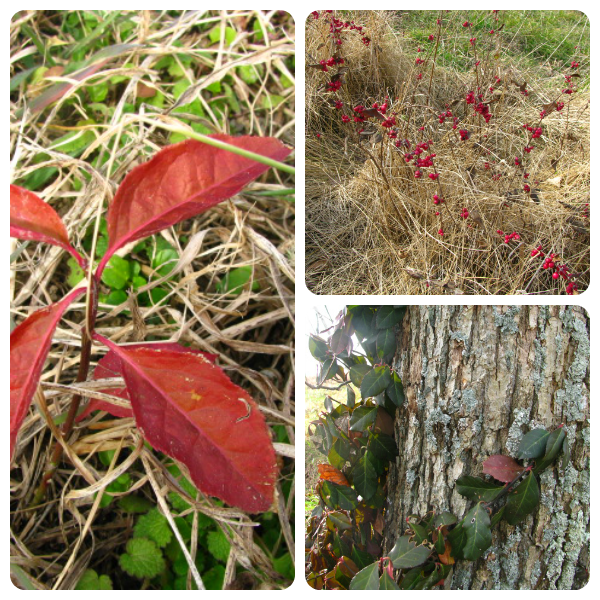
75;463;276;590
10;130;292;590
305;10;589;295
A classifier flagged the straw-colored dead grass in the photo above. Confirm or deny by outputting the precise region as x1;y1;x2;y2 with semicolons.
305;11;589;295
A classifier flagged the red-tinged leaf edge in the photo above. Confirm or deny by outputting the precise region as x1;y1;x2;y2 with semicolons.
76;343;217;421
10;184;85;267
92;334;278;512
97;135;292;277
10;287;86;459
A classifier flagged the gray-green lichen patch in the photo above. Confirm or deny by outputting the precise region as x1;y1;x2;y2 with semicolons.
557;510;589;589
405;468;417;487
530;559;542;589
471;415;483;435
424;406;451;451
541;505;590;590
449;329;470;359
493;306;521;334
581;426;590;446
539;469;556;508
560;464;579;495
532;338;546;393
461;388;478;412
554;385;586;422
504;348;514;372
448;389;462;414
499;529;522;589
556;307;589;423
505;408;531;456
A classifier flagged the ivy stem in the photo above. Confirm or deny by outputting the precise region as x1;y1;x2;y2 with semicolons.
484;466;532;510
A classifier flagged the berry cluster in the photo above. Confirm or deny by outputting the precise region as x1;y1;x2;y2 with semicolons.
531;245;578;296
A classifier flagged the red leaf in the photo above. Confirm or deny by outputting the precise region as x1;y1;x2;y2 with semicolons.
318;464;350;487
482;454;523;483
76;343;217;421
10;184;85;266
10;288;85;458
93;334;277;512
98;136;291;275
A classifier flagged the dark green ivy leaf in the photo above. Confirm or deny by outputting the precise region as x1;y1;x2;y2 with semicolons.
545;427;567;455
347;386;356;408
349;405;378;432
517;428;550;459
400;565;433;590
319;480;359;512
318;357;338;385
376;328;396;359
352;451;378;501
360;365;392;399
349;363;371;387
455;475;505;502
504;471;540;525
406;517;429;544
490;505;505;527
388;535;432;569
462;502;492;561
309;335;329;359
545;427;567;461
434;526;446;554
375;306;405;329
533;427;567;474
349;561;380;590
419;564;451;590
433;511;457;528
327;511;353;531
368;433;397;462
446;518;467;560
379;571;400;590
386;371;405;407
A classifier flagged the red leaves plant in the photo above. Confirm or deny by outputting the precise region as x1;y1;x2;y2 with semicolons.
10;133;291;512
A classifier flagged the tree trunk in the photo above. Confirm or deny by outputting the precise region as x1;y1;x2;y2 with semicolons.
384;305;590;590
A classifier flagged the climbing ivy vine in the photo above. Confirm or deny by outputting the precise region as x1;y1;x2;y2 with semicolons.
306;305;569;590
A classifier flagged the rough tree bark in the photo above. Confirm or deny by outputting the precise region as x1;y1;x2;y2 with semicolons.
384;305;589;590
